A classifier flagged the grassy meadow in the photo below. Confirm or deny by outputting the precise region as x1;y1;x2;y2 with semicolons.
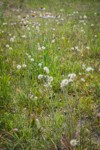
0;0;100;149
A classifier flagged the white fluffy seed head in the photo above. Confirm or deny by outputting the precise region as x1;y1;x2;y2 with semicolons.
22;64;27;68
70;139;78;147
60;79;69;89
38;74;44;79
43;67;49;74
86;67;94;72
17;65;21;69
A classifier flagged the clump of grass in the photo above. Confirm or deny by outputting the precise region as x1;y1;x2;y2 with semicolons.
0;0;100;149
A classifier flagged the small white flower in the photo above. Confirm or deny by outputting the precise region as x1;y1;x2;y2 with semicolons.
94;35;97;38
41;46;45;50
79;72;82;75
21;35;26;38
9;47;13;50
60;79;69;89
75;46;79;51
3;22;7;26
38;47;41;51
27;27;30;30
83;15;87;19
83;22;86;26
38;63;42;67
6;44;10;48
71;47;74;51
30;58;34;62
10;36;15;42
38;74;44;79
91;24;94;27
86;46;90;50
86;67;94;72
43;67;49;74
51;28;56;31
62;37;65;40
22;64;27;68
82;64;86;69
68;73;76;80
34;96;38;100
81;29;85;33
18;15;21;18
28;55;31;58
81;78;85;82
70;139;78;147
47;76;53;82
17;65;21;69
51;39;55;43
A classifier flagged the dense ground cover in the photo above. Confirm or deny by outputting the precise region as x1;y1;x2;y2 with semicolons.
0;0;100;149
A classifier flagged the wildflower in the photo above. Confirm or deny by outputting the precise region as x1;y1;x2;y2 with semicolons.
6;44;10;48
3;22;7;26
81;29;85;33
86;46;90;50
38;74;44;79
28;55;31;58
51;28;56;31
9;47;13;50
62;37;65;40
82;64;86;69
83;22;86;25
70;139;78;147
51;39;55;43
60;79;69;89
43;67;49;74
75;46;79;51
94;35;97;38
34;96;38;100
91;24;94;27
79;72;82;75
22;64;27;68
86;67;94;72
30;58;34;62
21;35;26;38
68;73;76;80
47;76;53;83
38;63;42;67
17;65;21;69
27;27;30;30
41;46;45;50
83;15;87;19
71;47;74;51
10;36;15;42
38;47;41;51
18;15;21;18
81;78;85;82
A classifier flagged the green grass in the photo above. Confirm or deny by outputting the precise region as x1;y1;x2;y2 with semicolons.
0;0;100;149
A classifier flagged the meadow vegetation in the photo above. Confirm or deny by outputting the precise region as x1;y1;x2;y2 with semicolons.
0;0;100;149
